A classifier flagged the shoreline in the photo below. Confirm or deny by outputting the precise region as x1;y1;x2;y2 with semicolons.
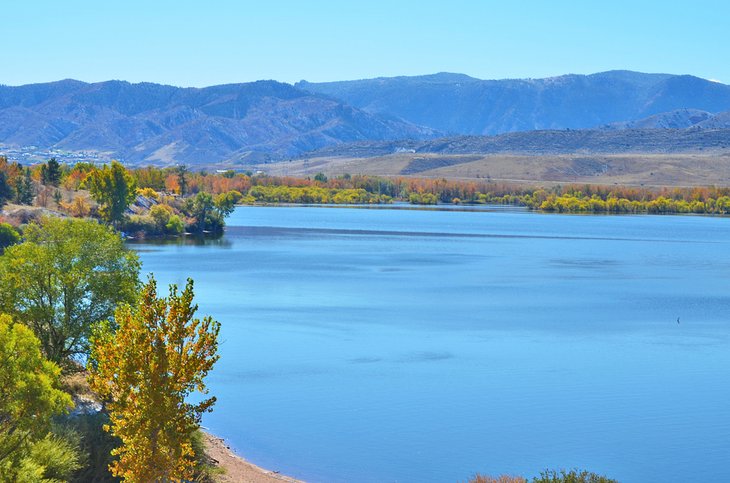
203;432;303;483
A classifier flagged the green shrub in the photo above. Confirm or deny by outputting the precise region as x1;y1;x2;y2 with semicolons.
165;214;185;235
532;469;618;483
0;222;20;252
18;432;83;482
122;214;160;236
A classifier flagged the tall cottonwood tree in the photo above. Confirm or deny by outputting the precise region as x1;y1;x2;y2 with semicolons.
88;276;220;482
0;217;140;366
85;161;137;227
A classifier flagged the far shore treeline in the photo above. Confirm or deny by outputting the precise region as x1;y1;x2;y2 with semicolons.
3;156;730;230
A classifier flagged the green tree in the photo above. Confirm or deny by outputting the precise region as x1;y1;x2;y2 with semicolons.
176;164;189;196
0;314;75;479
188;191;214;233
89;276;220;482
187;190;241;234
39;158;62;187
0;217;140;366
85;161;137;227
14;168;35;205
214;190;242;217
0;223;19;253
0;171;12;208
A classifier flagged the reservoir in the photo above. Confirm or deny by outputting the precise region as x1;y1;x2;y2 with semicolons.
133;205;730;483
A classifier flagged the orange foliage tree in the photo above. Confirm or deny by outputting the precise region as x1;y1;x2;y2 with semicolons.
88;276;220;482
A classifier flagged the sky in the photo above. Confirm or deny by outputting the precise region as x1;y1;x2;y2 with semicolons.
2;0;728;87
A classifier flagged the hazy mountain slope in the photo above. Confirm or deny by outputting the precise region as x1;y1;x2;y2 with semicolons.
297;71;730;135
697;110;730;129
606;109;714;129
304;128;730;159
0;80;438;164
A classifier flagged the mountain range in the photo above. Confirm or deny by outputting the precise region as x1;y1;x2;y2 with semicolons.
0;79;436;164
1;71;730;165
298;71;730;135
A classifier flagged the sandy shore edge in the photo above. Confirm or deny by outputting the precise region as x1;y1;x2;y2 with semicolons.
203;432;304;483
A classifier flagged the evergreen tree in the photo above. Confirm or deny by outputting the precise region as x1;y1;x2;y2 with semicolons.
40;158;62;187
0;172;12;209
14;168;35;205
176;164;189;196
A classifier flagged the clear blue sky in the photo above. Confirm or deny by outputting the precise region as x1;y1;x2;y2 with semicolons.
3;0;728;87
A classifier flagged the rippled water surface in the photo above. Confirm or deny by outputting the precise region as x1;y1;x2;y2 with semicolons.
133;205;730;483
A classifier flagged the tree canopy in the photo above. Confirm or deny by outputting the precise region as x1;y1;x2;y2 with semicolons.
186;190;242;233
0;217;140;366
85;161;137;226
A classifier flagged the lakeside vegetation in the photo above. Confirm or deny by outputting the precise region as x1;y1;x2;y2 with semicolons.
468;469;618;483
3;157;730;239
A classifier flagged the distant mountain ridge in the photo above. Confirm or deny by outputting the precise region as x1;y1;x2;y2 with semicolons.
2;71;730;166
297;70;730;135
0;79;437;164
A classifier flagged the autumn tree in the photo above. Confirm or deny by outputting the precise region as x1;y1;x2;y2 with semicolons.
89;276;220;482
85;161;137;226
134;165;167;191
0;217;140;366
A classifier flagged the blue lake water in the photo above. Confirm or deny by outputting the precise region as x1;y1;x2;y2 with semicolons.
132;205;730;483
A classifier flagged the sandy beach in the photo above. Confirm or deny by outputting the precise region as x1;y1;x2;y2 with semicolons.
203;432;303;483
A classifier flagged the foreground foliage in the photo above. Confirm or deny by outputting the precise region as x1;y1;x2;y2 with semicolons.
0;314;81;481
89;277;220;482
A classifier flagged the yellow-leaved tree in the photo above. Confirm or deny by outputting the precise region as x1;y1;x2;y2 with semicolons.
88;276;220;482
